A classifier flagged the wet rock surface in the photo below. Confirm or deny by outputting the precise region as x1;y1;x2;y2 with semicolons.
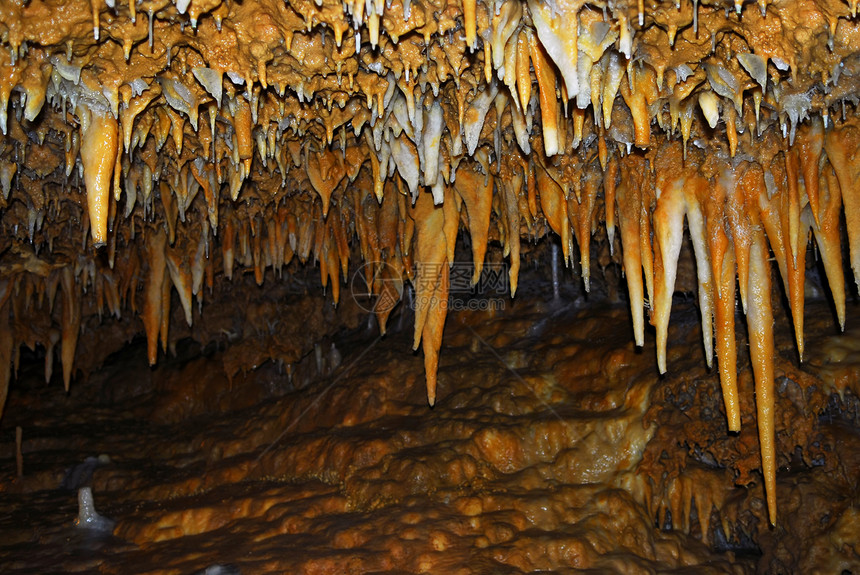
1;262;858;573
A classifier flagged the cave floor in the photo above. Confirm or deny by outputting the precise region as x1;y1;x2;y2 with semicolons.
1;275;859;574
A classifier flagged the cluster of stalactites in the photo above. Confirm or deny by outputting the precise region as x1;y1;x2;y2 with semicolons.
1;0;858;277
610;124;858;527
2;0;860;525
3;113;860;529
3;0;860;220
